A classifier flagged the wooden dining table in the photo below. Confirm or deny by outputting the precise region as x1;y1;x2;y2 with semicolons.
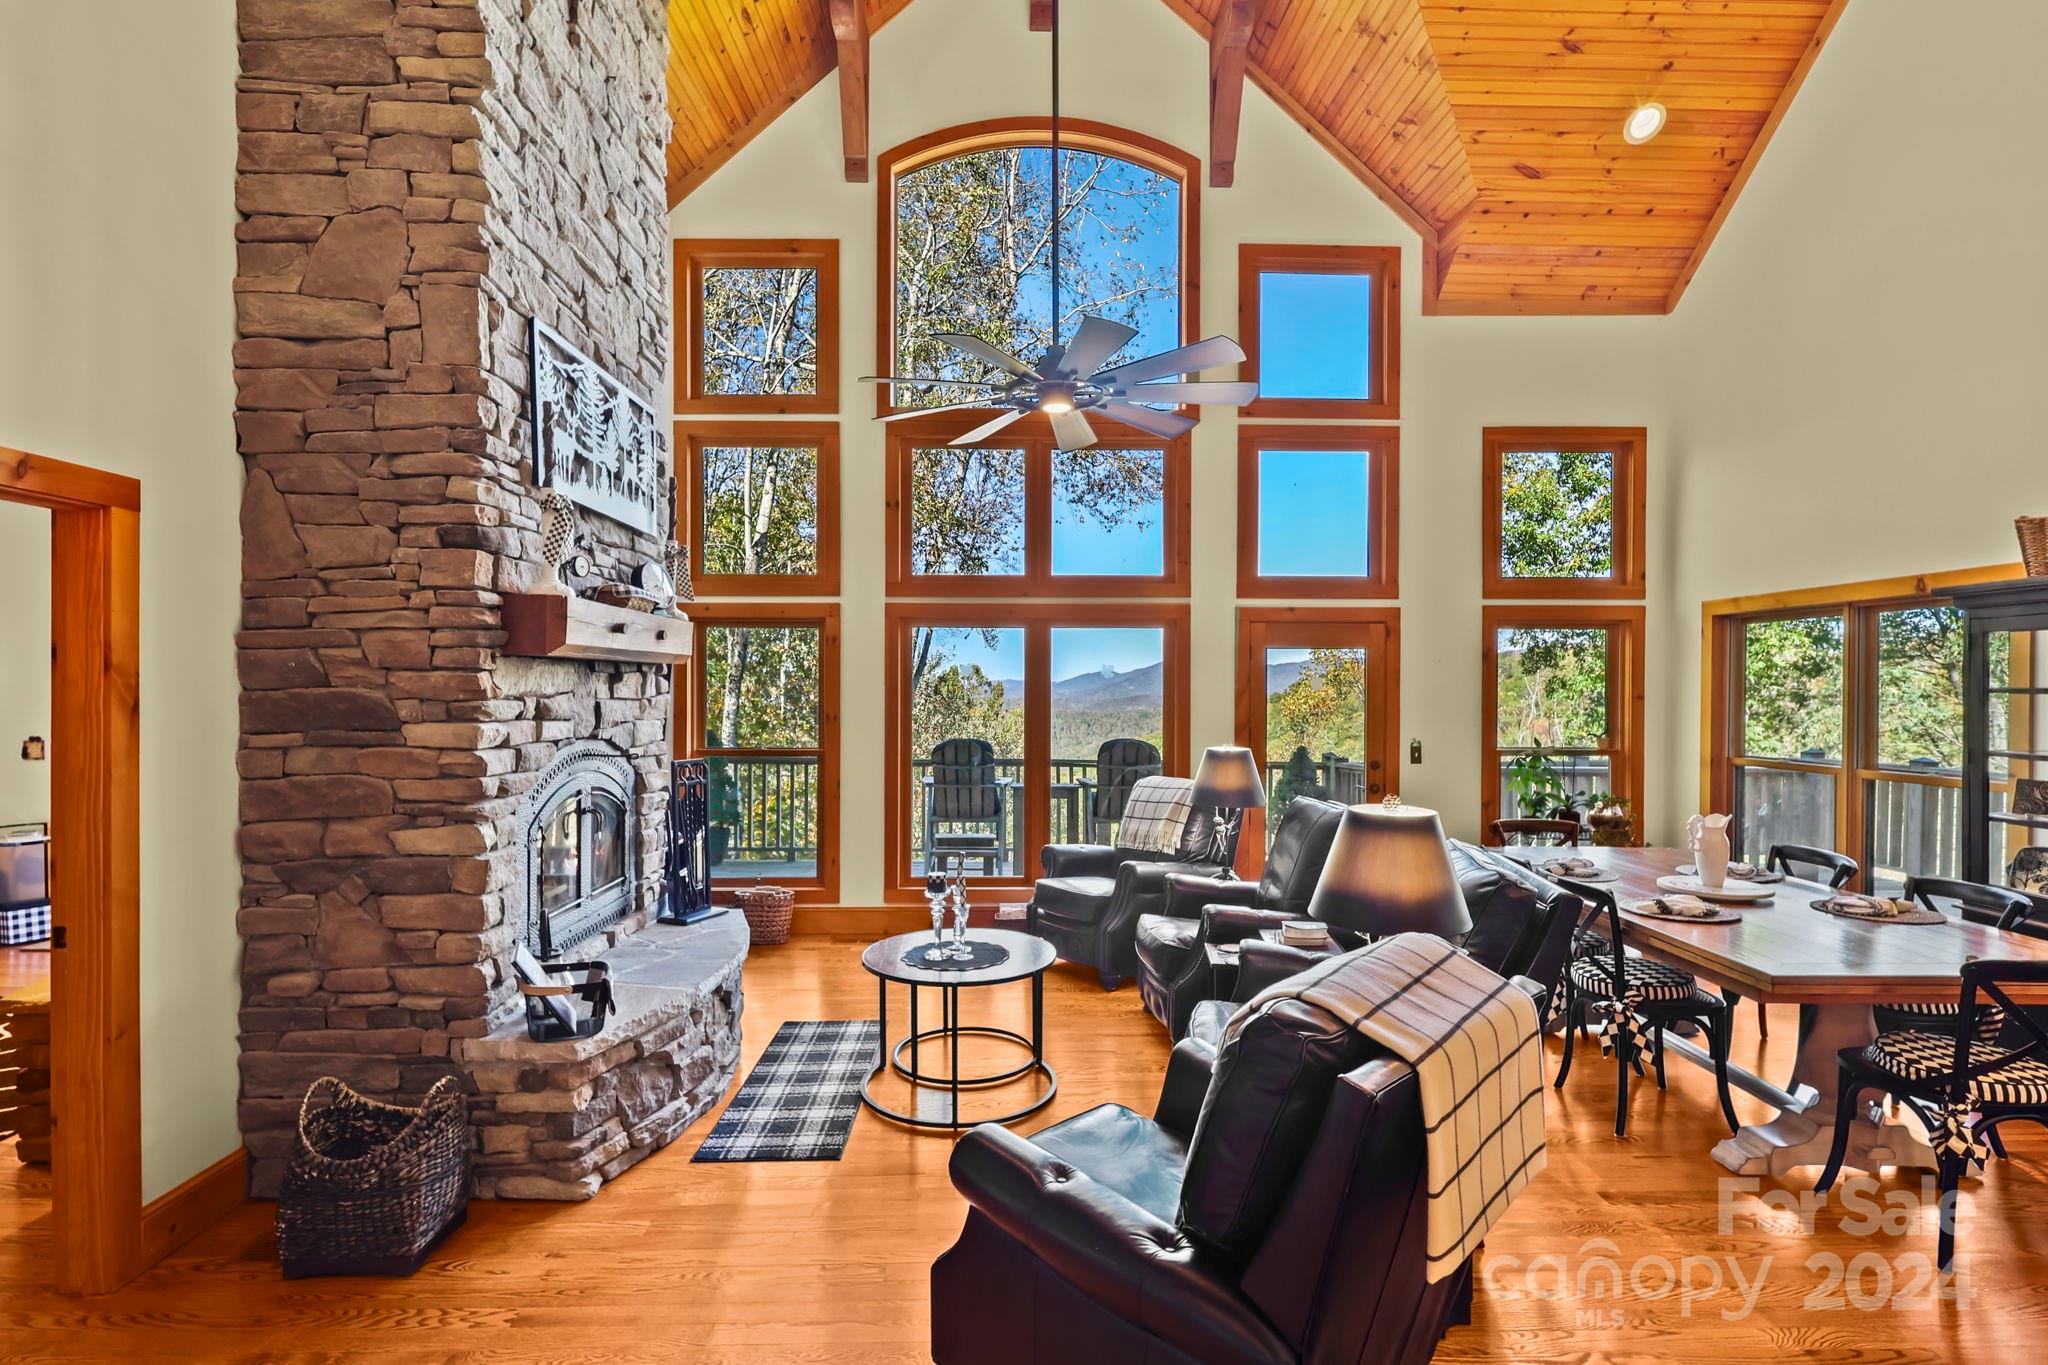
1500;845;2048;1178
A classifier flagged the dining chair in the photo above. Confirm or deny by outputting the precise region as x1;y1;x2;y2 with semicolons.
1817;958;2048;1271
1489;817;1583;848
1551;879;1740;1138
1872;878;2039;1049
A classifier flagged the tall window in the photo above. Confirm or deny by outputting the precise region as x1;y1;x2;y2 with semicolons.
1236;426;1398;598
676;239;839;414
1707;572;2011;893
678;422;840;596
1239;245;1399;420
1482;427;1645;599
679;604;840;902
1482;605;1644;838
878;120;1194;419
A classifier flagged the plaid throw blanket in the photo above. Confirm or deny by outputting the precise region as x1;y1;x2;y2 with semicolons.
1115;775;1196;855
1241;933;1547;1281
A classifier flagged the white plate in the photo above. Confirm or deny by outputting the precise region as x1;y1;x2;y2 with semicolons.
1656;874;1775;902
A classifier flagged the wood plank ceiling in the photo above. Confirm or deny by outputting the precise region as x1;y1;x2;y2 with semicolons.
667;0;1848;315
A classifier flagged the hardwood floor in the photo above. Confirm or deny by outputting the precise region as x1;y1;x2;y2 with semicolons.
4;936;2047;1361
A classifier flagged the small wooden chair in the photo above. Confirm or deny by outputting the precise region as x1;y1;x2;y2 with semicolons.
1489;817;1583;848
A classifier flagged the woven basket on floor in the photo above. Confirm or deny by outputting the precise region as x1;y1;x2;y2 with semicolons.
2018;517;2048;577
276;1075;470;1279
736;884;796;945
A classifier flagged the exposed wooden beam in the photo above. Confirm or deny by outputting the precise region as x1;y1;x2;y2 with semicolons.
828;0;870;182
1663;0;1853;312
1208;0;1257;188
1028;0;1053;32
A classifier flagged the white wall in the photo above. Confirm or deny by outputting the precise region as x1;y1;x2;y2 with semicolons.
1656;0;2048;830
673;0;1673;904
0;500;51;827
0;0;242;1199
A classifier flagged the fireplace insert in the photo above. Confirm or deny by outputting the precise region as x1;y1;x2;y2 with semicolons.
521;741;638;958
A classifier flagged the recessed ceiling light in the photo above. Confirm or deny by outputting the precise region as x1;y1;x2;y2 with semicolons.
1623;102;1667;145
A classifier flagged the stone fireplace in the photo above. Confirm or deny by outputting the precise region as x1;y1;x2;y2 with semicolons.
231;0;741;1200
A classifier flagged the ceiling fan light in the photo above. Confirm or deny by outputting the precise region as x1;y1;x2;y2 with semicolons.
1623;102;1667;145
1038;383;1076;415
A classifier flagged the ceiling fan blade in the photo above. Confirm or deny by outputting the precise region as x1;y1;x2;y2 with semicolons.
1055;316;1137;377
1092;335;1247;388
1122;381;1259;406
933;332;1041;381
1050;409;1098;451
877;400;1001;423
1100;401;1198;440
860;374;1004;388
950;410;1026;445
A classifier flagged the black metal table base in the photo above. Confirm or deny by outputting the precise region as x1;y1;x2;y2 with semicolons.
859;975;1057;1131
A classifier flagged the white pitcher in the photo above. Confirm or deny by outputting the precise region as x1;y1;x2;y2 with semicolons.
1689;813;1732;889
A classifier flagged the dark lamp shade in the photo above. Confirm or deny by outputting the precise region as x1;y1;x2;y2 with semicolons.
1306;803;1471;939
1192;745;1266;809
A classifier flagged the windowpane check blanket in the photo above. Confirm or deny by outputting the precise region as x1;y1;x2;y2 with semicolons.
1115;776;1196;855
1243;933;1548;1281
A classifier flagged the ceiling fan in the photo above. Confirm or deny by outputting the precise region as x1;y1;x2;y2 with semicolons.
862;2;1256;451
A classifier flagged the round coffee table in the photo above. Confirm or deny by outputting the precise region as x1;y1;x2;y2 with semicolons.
858;927;1058;1130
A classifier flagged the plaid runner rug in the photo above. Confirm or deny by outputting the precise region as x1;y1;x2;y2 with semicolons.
692;1020;878;1162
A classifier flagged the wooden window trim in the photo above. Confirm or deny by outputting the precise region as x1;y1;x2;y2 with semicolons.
883;417;1190;598
1481;603;1646;842
675;238;840;415
676;420;841;597
873;118;1201;421
882;601;1190;904
1238;244;1401;421
1236;425;1399;599
1235;606;1401;874
1481;426;1646;600
1700;563;2023;886
678;602;841;905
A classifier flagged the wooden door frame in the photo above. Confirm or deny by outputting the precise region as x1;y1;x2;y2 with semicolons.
1235;607;1400;876
1;447;142;1294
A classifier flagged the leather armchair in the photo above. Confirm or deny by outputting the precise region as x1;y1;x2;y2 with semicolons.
1133;797;1346;1037
931;952;1542;1365
1026;812;1223;991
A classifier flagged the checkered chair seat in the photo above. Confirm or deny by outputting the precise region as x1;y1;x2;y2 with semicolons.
1568;954;1701;1004
1863;1030;2048;1105
1571;926;1605;960
1880;999;2007;1044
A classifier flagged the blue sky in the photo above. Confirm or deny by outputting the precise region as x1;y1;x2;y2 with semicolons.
1256;448;1370;576
1258;272;1373;399
927;626;1164;682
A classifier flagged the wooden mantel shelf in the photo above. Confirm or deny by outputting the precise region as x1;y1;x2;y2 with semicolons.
502;593;693;665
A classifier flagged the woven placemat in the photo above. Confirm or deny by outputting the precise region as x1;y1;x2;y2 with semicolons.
1623;897;1742;925
1809;895;1947;925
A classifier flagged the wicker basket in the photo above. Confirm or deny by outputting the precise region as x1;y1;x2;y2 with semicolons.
736;883;796;945
2018;517;2048;577
276;1075;470;1279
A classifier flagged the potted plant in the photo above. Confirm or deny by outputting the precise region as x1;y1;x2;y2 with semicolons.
704;733;739;867
1584;795;1636;847
1502;746;1569;821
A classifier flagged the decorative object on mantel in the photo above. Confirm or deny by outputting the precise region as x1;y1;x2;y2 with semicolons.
276;1075;469;1279
665;540;694;604
633;557;675;612
737;881;796;946
589;581;662;613
2016;515;2048;577
659;758;720;926
500;591;692;665
534;488;581;596
530;317;663;535
514;946;616;1041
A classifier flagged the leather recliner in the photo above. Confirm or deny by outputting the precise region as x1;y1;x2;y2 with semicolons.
1026;808;1222;991
1175;837;1583;1047
930;951;1546;1364
1133;796;1346;1037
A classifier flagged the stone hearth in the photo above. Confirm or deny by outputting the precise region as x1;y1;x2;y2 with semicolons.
230;0;725;1199
459;915;746;1199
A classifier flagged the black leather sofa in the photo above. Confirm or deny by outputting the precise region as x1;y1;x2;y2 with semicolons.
931;951;1546;1364
1133;796;1346;1037
1026;807;1222;990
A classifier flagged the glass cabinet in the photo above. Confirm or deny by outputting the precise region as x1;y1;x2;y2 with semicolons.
1952;579;2048;898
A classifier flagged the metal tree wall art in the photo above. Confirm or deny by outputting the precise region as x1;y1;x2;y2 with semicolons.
530;318;662;535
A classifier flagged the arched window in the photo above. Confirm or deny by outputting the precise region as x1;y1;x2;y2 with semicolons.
878;119;1200;415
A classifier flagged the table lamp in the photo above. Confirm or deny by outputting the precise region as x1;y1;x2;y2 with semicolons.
1192;745;1266;868
1306;798;1471;942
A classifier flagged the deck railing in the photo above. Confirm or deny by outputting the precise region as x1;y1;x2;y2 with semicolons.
707;754;819;865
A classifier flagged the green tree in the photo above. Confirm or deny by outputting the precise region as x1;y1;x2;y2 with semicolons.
1495;628;1607;750
1265;649;1367;775
1740;615;1845;759
700;266;818;396
700;442;817;576
1499;449;1614;579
